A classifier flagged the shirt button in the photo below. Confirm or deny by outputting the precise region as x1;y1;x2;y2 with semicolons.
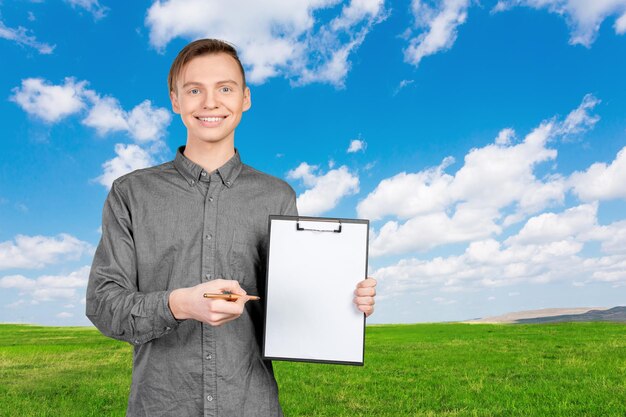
205;273;212;280
201;171;207;177
206;354;212;360
207;395;213;402
208;196;214;202
225;181;231;186
205;234;212;240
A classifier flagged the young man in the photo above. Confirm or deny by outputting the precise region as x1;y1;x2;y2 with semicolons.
86;39;376;417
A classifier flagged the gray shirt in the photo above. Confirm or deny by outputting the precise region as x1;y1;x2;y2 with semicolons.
86;147;297;417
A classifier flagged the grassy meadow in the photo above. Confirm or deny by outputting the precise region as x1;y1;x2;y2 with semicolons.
1;322;625;416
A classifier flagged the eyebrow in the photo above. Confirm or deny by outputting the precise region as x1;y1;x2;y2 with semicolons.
181;79;241;89
217;79;240;86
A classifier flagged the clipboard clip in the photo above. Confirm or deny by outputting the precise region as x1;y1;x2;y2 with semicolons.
296;219;342;233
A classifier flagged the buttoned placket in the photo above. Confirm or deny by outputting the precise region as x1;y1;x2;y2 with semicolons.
200;172;224;417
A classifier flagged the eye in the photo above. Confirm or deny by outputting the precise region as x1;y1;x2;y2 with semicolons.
219;86;232;93
189;88;200;95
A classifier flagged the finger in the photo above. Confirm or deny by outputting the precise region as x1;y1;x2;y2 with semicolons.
359;305;374;317
216;279;247;295
209;299;245;316
234;294;250;307
354;296;375;306
354;287;376;297
357;277;377;288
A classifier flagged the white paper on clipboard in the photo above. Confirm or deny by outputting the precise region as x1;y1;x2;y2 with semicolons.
262;215;369;365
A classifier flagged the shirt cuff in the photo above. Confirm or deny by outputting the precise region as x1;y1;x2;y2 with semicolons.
162;289;183;327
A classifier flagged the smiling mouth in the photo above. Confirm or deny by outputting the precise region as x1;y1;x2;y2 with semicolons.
196;116;226;122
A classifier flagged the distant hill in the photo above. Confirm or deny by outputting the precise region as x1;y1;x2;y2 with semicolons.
515;306;626;324
464;306;626;324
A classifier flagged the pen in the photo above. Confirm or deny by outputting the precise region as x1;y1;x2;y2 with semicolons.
203;293;261;301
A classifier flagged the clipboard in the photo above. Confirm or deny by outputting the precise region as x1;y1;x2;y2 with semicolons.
262;215;369;366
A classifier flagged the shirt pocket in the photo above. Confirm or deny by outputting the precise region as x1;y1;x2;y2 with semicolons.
229;230;261;293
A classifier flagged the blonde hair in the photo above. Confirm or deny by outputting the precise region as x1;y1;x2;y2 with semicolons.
168;39;246;94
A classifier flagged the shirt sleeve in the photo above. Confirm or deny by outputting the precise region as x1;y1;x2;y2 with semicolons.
281;185;299;216
86;181;179;346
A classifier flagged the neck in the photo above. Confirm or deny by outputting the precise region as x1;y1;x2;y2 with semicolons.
183;139;235;172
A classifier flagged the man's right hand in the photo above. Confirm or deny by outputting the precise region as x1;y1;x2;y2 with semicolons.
168;279;250;326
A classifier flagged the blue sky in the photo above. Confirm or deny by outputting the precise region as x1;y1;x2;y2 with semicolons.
1;0;625;325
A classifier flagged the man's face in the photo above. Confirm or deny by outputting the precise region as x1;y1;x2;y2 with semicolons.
170;53;251;148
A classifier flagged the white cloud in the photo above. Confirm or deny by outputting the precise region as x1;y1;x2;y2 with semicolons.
361;123;565;255
369;206;501;255
558;93;601;135
357;156;454;220
393;79;415;96
402;1;626;66
0;20;55;54
449;123;562;212
404;0;470;66
288;162;359;216
617;11;626;33
374;236;625;298
331;0;385;30
359;95;600;257
83;95;171;142
36;267;91;289
10;78;86;123
287;162;319;187
492;0;626;47
0;234;93;270
12;77;171;142
96;144;155;190
33;288;77;301
126;101;172;142
145;0;387;86
371;197;626;299
596;220;626;254
12;79;170;187
82;95;128;135
569;146;626;202
65;0;109;20
505;203;598;246
495;128;515;145
0;275;36;289
347;139;367;153
1;266;90;304
56;312;74;318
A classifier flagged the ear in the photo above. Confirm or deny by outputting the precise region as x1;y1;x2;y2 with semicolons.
170;90;181;114
242;87;251;112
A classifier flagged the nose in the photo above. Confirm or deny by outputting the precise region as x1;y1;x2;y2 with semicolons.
203;91;218;109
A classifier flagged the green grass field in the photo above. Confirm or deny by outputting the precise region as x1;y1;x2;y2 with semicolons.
1;322;625;416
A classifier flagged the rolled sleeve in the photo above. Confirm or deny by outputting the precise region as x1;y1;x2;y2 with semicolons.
86;181;179;345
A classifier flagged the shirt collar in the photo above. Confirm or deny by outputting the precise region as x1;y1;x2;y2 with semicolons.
173;146;242;188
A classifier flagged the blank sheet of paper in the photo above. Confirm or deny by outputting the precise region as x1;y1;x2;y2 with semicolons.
263;216;369;365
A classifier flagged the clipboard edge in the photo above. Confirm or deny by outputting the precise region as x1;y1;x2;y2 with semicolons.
262;355;364;367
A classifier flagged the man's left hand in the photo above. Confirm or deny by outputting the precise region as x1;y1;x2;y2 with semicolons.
353;277;377;317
